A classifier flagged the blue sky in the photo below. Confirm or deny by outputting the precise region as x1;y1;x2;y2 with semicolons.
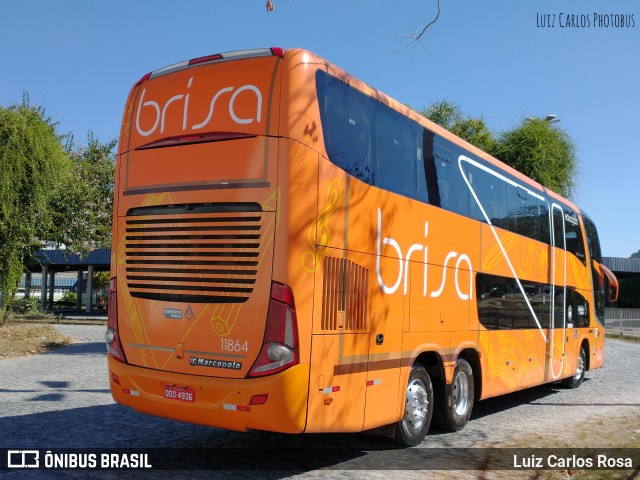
2;0;639;257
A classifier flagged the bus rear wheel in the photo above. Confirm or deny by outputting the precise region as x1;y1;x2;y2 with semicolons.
434;358;474;432
393;363;433;446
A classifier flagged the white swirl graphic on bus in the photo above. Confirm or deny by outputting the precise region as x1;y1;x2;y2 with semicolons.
135;77;263;137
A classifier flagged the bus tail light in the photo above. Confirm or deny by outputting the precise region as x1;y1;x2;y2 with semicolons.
105;278;127;363
248;282;299;377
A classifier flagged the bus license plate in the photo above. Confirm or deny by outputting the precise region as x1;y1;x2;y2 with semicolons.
164;385;195;403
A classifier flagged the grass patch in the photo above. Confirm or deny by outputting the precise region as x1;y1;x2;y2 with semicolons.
501;413;640;479
0;323;72;359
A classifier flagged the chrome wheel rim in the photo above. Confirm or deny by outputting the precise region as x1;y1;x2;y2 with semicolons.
452;371;469;416
405;379;428;432
574;352;585;381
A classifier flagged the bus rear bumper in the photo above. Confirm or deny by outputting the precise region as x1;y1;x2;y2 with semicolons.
108;357;309;433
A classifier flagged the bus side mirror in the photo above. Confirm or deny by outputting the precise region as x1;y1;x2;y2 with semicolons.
600;263;619;303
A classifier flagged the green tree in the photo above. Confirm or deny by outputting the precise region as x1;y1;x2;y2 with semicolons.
421;100;462;131
0;98;71;316
451;117;495;153
421;100;496;154
631;250;640;259
50;134;116;255
492;118;576;199
422;101;577;199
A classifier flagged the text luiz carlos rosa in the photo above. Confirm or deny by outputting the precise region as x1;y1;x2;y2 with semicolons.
513;453;633;469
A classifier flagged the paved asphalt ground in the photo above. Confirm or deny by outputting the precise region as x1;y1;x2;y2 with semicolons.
0;324;638;479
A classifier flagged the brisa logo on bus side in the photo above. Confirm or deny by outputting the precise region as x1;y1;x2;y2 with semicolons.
135;77;263;137
375;208;473;300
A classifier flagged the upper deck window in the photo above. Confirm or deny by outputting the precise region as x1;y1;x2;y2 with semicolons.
316;70;552;246
316;70;425;203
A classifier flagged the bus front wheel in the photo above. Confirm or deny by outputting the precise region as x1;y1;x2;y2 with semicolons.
394;363;433;446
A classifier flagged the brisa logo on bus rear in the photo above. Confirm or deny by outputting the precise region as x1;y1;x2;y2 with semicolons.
135;77;263;137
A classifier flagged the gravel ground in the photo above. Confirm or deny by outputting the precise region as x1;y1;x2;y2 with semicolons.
0;324;637;479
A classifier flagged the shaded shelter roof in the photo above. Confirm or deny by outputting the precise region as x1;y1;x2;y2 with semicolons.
25;248;111;273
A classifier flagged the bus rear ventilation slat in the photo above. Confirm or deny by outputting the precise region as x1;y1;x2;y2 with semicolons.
124;207;263;304
125;251;260;258
126;216;261;225
125;259;259;267
125;234;261;241
129;292;248;304
128;283;253;294
126;267;258;276
126;275;256;285
126;225;260;233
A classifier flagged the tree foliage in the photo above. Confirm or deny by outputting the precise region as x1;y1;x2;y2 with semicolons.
421;101;496;155
0;98;116;318
631;250;640;259
422;101;577;199
492;118;576;199
0;99;71;310
50;133;116;255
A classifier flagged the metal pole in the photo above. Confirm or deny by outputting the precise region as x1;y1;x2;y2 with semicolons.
40;265;48;311
86;265;95;313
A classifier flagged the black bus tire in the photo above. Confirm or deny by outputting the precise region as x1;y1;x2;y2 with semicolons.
434;358;474;432
393;363;434;446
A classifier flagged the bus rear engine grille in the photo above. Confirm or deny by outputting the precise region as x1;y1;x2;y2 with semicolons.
124;208;263;304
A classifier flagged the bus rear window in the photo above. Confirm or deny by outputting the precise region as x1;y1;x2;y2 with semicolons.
123;136;269;195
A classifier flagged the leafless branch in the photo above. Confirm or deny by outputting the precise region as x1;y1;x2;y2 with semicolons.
412;0;441;41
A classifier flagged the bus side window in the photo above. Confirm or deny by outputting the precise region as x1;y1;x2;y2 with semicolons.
582;213;603;263
414;140;428;204
422;129;443;208
432;143;452;210
507;185;546;242
467;164;508;227
317;73;373;184
538;202;550;244
564;209;586;265
553;208;565;249
422;134;464;213
374;110;416;199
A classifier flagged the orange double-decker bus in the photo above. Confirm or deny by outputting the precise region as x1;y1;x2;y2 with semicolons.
106;47;618;446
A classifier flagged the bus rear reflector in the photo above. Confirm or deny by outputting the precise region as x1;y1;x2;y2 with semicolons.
105;278;127;363
250;394;268;405
248;282;299;378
